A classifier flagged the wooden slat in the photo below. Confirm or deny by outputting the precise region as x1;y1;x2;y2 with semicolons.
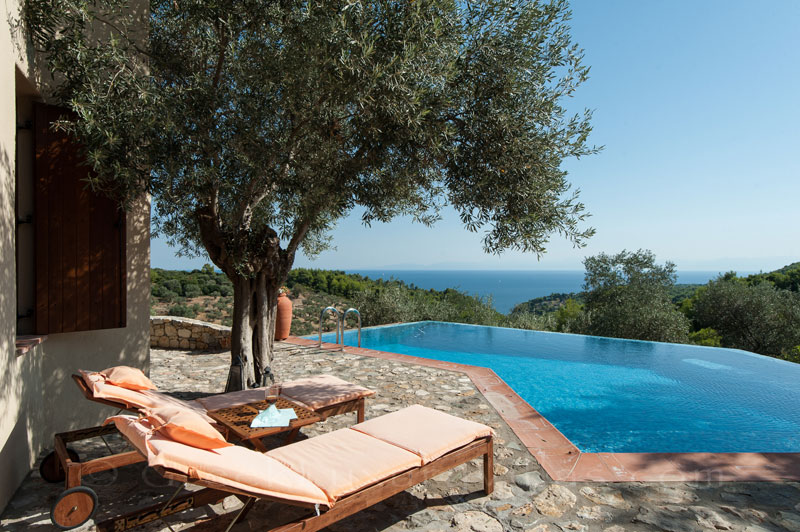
76;175;91;330
102;198;116;329
80;451;145;476
96;488;229;532
118;208;127;328
46;110;64;334
33;104;50;334
89;195;105;330
61;133;78;332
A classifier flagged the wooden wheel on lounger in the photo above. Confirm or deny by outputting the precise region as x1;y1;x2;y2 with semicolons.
51;486;98;530
39;448;80;483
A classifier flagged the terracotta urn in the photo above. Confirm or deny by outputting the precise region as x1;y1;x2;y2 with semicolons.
275;292;293;340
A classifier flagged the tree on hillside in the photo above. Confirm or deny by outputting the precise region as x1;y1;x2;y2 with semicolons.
581;250;690;343
26;0;598;390
691;275;800;358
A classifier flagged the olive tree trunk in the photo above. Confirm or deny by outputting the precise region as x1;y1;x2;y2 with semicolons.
225;270;281;392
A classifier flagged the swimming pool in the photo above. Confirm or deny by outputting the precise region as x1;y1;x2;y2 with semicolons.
315;321;800;453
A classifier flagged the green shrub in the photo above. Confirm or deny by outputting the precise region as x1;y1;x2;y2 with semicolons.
689;327;722;347
167;304;196;318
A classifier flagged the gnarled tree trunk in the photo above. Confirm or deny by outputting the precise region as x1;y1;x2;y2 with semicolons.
225;270;281;392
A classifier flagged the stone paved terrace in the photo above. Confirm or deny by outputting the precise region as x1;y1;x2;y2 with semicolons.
3;342;800;531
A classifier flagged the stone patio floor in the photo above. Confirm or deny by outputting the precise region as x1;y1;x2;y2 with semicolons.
2;342;800;531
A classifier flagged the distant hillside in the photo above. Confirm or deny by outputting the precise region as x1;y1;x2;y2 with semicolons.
510;284;701;316
150;266;506;336
509;261;799;317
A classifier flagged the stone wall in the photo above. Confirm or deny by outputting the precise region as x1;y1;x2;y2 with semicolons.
150;316;231;350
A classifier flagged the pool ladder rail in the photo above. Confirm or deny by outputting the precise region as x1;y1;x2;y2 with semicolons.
318;307;361;349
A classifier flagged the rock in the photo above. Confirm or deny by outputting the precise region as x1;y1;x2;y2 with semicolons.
524;525;552;532
432;470;452;482
493;464;508;476
415;390;430;396
451;510;504;532
576;505;612;521
164;323;177;336
603;527;626;532
490;481;515;501
633;506;695;532
511;503;534;517
580;486;631;510
532;484;576;518
689;506;733;530
515;471;544;492
642;486;699;505
557;522;587;531
461;470;484;484
776;512;800;532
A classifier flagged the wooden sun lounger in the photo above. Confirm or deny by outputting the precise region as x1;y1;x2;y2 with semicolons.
94;412;494;532
43;374;371;498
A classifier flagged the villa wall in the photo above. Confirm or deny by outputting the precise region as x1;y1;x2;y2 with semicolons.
150;316;232;350
0;0;150;512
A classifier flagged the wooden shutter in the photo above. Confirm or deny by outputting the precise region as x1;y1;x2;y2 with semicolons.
33;103;127;334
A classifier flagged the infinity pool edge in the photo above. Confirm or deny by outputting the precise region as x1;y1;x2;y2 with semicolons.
286;336;800;483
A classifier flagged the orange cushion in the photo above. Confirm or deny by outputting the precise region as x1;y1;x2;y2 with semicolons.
267;428;421;502
352;405;493;463
100;366;157;391
281;375;375;410
104;415;152;454
140;390;217;424
145;406;232;450
195;388;268;412
106;415;330;507
80;370;159;410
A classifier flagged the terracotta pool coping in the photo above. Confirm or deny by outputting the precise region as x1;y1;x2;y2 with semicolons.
286;336;800;482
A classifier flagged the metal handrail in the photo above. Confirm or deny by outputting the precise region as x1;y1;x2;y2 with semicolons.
341;308;362;348
319;306;341;347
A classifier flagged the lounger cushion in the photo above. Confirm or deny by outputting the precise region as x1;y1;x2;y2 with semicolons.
268;427;421;502
80;370;161;410
280;375;375;410
352;405;493;463
105;414;152;452
195;388;267;412
108;415;330;506
140;390;217;424
101;365;157;390
145;406;232;450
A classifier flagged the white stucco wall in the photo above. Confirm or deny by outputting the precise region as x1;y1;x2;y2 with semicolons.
0;0;151;511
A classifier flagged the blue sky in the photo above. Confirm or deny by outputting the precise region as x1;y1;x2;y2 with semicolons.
152;0;800;273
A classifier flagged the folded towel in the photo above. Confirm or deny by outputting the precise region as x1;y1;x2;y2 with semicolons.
251;404;298;428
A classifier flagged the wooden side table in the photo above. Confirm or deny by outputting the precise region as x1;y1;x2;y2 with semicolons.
207;397;321;452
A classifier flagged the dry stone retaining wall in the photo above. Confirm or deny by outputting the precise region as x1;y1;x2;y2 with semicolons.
150;316;231;350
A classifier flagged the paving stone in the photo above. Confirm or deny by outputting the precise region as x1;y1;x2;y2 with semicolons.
451;510;504;532
775;511;800;532
490;481;515;500
576;504;613;521
532;485;577;518
580;486;631;510
516;471;545;492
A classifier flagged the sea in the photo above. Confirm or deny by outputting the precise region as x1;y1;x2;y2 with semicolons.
347;270;730;314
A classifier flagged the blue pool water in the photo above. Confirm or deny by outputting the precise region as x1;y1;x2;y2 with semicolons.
314;321;800;453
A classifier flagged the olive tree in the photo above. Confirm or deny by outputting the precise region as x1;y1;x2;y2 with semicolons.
582;250;690;343
25;0;597;390
692;275;800;358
